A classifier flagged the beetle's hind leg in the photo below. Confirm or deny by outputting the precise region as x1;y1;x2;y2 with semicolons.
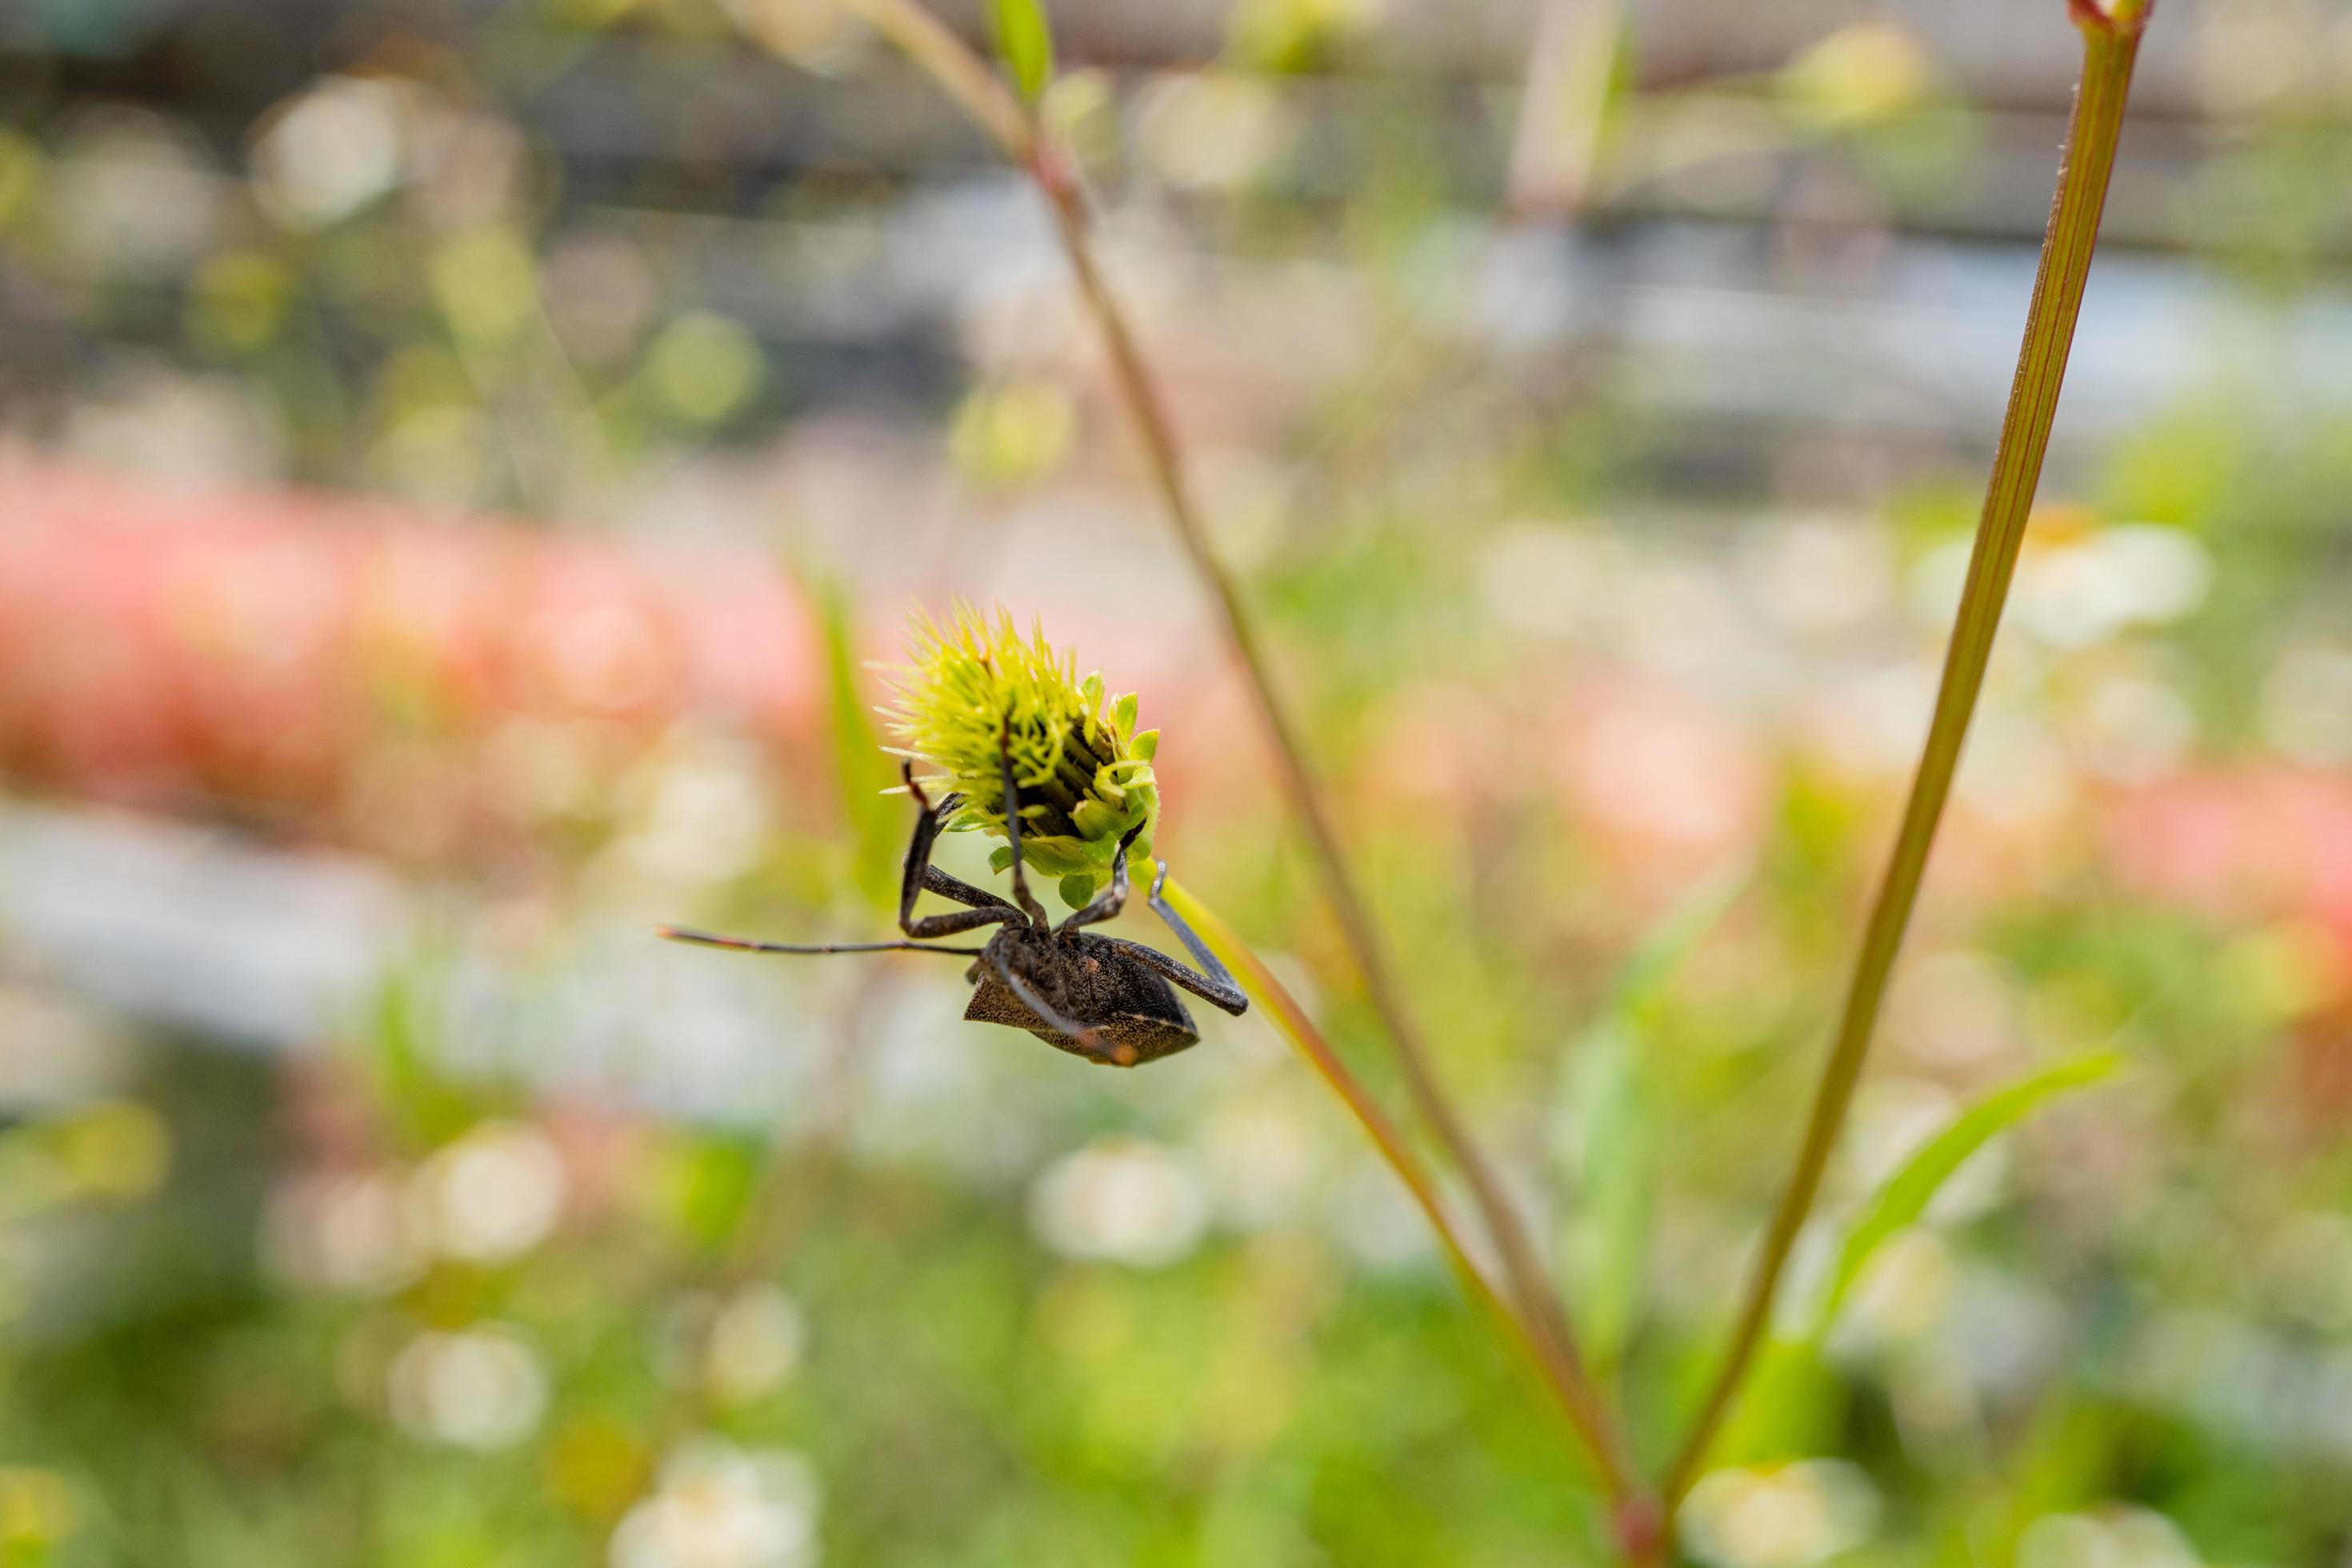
1096;862;1249;1017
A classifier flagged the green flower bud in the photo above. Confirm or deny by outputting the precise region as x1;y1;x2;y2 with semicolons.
883;604;1161;908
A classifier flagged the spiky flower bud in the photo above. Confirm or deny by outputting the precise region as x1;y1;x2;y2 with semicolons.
883;606;1159;908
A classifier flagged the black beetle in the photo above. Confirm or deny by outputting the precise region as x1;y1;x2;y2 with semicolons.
662;739;1246;1068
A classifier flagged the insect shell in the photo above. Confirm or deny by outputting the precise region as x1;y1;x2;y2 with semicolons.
962;922;1202;1067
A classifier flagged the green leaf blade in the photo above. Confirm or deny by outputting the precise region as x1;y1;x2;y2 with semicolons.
1554;869;1747;1367
812;576;902;910
987;0;1055;102
1811;1050;2126;1339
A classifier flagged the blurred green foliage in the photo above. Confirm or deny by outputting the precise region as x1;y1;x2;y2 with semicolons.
3;1;2352;1565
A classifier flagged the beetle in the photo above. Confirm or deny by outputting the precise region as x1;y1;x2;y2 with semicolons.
660;739;1246;1067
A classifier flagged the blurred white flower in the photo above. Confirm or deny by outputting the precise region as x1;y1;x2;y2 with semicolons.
0;986;134;1109
2098;526;2214;624
57;109;222;277
1806;662;1938;781
1837;1227;1954;1347
2195;2;2310;118
1888;949;2017;1070
2011;526;2214;650
1197;1099;1320;1230
704;1286;807;1405
1953;714;2074;830
252;77;408;227
611;1441;821;1568
266;1168;427;1296
1028;1138;1209;1268
1133;72;1296;191
1326;1162;1434;1272
1682;1460;1879;1568
625;741;773;886
1741;516;1894;638
1618;554;1748;685
2072;670;2195;784
65;368;286;483
387;1326;548;1450
410;1120;567;1264
2018;1506;2206;1568
2019;541;2138;649
1476;524;1631;641
1905;537;1974;631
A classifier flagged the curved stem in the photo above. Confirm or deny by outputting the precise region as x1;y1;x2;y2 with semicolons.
1035;160;1617;1452
834;0;1634;1514
1159;874;1642;1506
1661;1;2152;1508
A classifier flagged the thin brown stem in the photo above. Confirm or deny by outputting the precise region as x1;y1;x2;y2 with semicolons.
1158;874;1642;1506
1034;165;1622;1462
1661;0;2154;1510
832;0;1641;1518
1506;0;1624;220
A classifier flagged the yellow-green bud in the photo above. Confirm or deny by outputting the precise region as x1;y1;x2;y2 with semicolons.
882;604;1159;908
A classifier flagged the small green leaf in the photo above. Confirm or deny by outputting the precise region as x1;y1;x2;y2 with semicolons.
987;0;1055;102
1811;1050;2126;1338
1608;863;1749;1022
1554;868;1747;1366
811;574;900;911
1558;1014;1651;1368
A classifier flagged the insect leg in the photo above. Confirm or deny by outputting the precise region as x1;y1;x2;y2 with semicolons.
997;718;1051;929
1058;822;1144;934
1110;862;1249;1016
899;762;1024;939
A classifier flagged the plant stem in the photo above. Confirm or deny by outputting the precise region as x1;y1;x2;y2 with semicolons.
1034;159;1617;1434
836;0;1636;1510
1661;0;2153;1509
1506;0;1623;219
1158;873;1642;1506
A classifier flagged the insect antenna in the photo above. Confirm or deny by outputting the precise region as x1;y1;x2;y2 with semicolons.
658;927;986;958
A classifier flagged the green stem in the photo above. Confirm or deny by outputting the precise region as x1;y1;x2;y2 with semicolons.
1033;162;1625;1468
834;0;1642;1516
1158;873;1643;1507
1661;0;2152;1510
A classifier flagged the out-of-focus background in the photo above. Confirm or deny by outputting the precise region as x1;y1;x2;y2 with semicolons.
1;0;2350;1562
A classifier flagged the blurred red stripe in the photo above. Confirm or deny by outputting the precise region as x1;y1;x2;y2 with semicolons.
0;458;817;854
